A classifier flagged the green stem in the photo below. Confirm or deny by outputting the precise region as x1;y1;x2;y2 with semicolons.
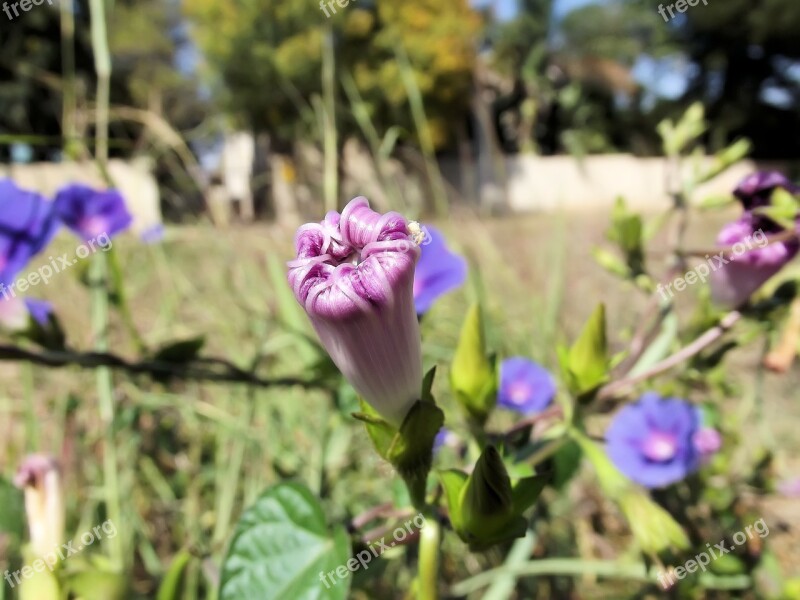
91;252;124;568
417;513;440;600
451;559;654;596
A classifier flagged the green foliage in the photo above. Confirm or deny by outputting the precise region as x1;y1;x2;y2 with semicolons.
219;482;351;600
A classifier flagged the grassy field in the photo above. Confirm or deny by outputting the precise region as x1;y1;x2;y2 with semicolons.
2;208;798;597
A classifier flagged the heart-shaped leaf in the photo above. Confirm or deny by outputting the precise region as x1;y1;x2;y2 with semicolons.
219;483;351;600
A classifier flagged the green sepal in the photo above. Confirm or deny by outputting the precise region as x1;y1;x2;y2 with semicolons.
450;304;498;424
442;446;546;551
438;469;468;532
353;394;444;508
19;546;61;600
561;304;609;400
421;365;437;403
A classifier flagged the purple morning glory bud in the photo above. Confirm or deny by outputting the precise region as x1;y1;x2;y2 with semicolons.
413;226;468;314
734;171;800;210
709;214;799;308
0;179;59;284
606;393;702;489
14;454;65;560
497;357;556;414
53;184;132;241
288;197;422;426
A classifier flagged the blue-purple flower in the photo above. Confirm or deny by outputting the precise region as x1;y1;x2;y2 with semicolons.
433;427;459;452
53;184;132;241
497;357;556;414
606;393;719;489
288;197;422;426
413;226;467;315
0;180;59;285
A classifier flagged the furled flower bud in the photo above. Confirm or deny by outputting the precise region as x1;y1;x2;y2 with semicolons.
14;455;65;559
709;215;798;308
288;197;422;426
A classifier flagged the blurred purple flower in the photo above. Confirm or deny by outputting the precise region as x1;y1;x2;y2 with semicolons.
778;478;800;498
0;179;60;285
606;393;704;489
433;427;459;452
140;223;165;244
53;184;132;241
413;226;467;314
692;426;722;457
288;197;422;426
24;298;53;326
497;357;556;414
734;171;800;211
709;213;799;308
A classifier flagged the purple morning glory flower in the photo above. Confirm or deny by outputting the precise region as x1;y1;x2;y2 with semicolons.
433;427;459;452
606;393;705;489
413;226;467;314
24;298;53;326
53;184;132;241
709;213;799;308
0;179;60;285
734;171;800;211
288;197;422;426
140;224;165;244
497;357;556;414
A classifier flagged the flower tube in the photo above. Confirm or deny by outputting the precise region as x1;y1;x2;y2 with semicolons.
288;197;422;426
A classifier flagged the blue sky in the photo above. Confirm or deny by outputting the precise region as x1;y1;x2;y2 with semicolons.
472;0;603;21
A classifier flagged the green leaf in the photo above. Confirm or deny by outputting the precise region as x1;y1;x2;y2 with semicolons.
450;304;497;423
564;304;609;397
572;430;689;555
156;550;193;600
152;337;205;364
0;478;25;541
592;248;630;279
219;483;351;600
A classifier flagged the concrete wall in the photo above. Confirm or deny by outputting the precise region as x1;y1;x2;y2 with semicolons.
441;154;794;213
0;159;161;234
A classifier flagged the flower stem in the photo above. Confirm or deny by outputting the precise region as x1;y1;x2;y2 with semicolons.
91;251;123;568
417;512;440;600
